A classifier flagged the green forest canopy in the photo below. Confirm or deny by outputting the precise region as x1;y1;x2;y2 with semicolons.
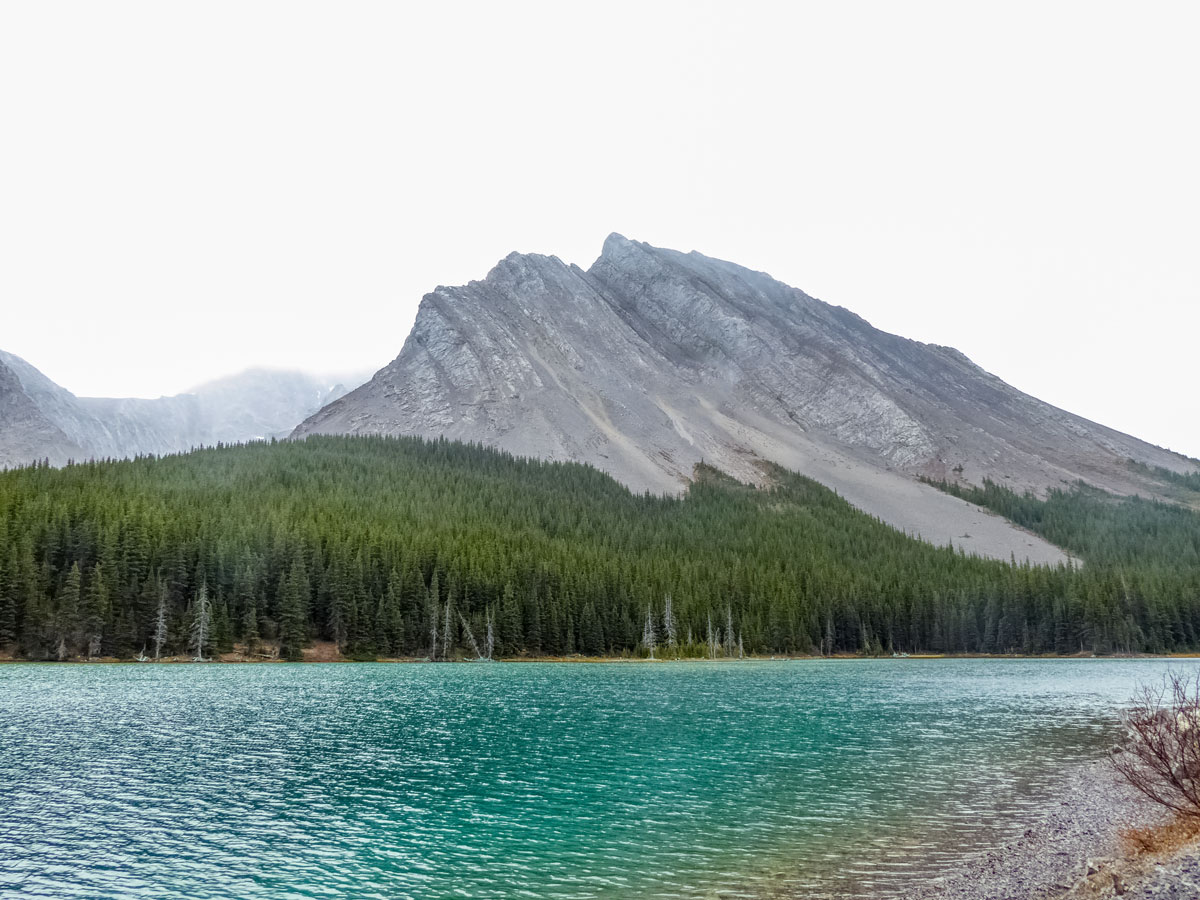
1;435;1198;660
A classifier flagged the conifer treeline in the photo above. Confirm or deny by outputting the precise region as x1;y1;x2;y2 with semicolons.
0;436;1197;660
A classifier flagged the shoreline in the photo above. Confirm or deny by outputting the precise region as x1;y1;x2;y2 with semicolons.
5;647;1200;665
906;759;1200;900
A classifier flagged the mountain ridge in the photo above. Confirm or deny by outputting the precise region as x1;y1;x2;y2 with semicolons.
0;350;365;468
294;234;1197;563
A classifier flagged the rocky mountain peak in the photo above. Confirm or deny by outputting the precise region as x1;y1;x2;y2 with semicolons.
290;233;1199;563
597;231;642;262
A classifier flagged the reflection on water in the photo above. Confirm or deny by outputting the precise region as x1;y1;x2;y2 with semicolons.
0;659;1191;899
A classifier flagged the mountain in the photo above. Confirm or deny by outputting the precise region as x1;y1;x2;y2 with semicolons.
0;356;86;467
294;233;1198;563
0;350;363;468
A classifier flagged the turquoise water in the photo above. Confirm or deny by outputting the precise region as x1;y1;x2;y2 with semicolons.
0;659;1192;899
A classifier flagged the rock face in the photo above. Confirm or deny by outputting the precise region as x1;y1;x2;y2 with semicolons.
0;356;85;467
0;350;359;468
294;234;1198;564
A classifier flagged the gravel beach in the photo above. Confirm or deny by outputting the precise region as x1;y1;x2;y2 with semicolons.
908;760;1199;900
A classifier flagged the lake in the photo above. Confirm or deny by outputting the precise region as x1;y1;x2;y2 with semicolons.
0;659;1192;899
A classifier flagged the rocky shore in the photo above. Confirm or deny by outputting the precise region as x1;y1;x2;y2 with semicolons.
910;760;1200;899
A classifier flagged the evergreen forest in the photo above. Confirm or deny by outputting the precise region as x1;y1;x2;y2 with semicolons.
1;435;1198;661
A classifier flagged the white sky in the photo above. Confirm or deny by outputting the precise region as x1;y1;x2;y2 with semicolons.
2;2;1197;457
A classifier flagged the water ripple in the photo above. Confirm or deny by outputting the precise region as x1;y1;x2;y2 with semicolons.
0;659;1193;899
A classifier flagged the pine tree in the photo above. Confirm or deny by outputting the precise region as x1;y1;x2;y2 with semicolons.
348;555;371;656
579;603;604;656
278;561;309;661
428;571;441;660
242;597;260;657
232;564;256;642
328;557;351;651
212;596;233;654
0;549;16;647
82;564;108;660
54;563;82;660
499;583;522;657
442;597;454;660
524;589;543;654
378;569;404;657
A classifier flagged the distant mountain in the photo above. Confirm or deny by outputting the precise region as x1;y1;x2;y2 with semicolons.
0;350;364;467
294;233;1198;563
0;356;86;467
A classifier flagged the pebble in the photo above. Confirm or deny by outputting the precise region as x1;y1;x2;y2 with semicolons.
906;760;1197;900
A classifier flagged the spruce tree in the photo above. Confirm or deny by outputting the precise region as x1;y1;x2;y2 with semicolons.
0;550;16;646
83;564;108;659
378;569;404;656
212;596;233;654
278;562;309;661
580;603;604;656
242;598;260;657
428;571;441;660
524;589;543;654
54;563;82;660
499;583;522;657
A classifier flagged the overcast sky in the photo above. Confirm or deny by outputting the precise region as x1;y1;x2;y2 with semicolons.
2;2;1197;457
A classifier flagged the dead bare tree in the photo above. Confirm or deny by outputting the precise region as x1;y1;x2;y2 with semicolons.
189;582;212;662
428;594;439;661
1110;670;1200;817
152;582;168;661
458;612;484;660
642;606;656;659
663;594;677;649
